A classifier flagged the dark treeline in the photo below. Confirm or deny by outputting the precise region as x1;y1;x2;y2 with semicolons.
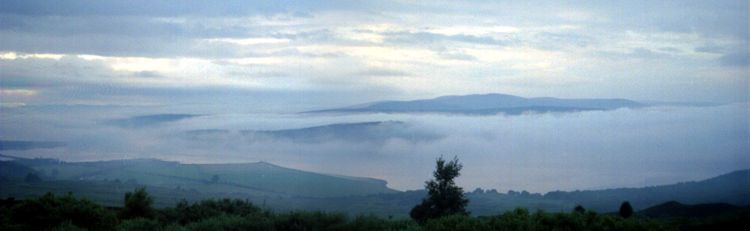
0;188;681;231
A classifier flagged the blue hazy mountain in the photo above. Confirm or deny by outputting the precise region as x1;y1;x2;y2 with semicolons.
306;93;645;115
240;121;442;143
106;114;200;128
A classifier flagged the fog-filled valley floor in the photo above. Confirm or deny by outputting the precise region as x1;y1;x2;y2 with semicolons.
2;94;749;219
1;98;747;193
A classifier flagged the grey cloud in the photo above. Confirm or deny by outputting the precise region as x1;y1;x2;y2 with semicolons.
0;31;197;57
0;0;373;17
582;0;749;40
533;32;596;50
718;52;750;67
658;47;682;53
226;70;289;78
0;140;65;151
133;71;163;78
383;31;511;46
593;47;669;60
354;68;410;77
0;9;322;58
694;43;729;54
436;49;477;61
0;55;162;89
630;48;667;59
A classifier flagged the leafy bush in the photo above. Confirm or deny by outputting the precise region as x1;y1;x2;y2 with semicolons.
185;214;273;231
164;198;263;225
0;191;710;231
1;192;116;231
273;211;348;231
423;214;483;231
117;218;162;231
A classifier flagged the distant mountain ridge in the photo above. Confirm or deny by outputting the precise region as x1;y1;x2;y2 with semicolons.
306;93;645;115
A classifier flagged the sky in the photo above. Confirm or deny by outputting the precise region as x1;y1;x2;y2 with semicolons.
0;1;748;192
0;0;748;107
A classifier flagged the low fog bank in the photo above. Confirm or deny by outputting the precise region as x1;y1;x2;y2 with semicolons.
0;103;747;193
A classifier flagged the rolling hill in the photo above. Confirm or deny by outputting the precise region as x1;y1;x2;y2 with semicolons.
543;169;750;212
640;201;747;218
0;157;397;200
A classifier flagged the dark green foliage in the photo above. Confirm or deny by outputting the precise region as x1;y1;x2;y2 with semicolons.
117;218;162;231
273;211;348;231
1;190;744;231
620;201;634;218
641;201;750;231
423;214;483;231
121;187;155;220
574;205;586;213
164;198;263;225
186;214;273;231
410;156;469;223
0;192;116;231
344;215;417;231
416;208;674;231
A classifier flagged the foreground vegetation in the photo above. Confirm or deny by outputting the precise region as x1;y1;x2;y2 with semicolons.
3;157;749;216
2;157;748;230
1;190;682;231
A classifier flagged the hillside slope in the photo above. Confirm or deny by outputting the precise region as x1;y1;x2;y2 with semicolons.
544;169;750;212
1;157;397;198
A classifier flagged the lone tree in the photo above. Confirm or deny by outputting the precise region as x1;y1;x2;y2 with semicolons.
120;187;155;220
619;201;634;218
410;156;469;223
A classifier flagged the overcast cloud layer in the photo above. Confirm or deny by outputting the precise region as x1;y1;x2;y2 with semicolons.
0;1;748;192
1;0;748;106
